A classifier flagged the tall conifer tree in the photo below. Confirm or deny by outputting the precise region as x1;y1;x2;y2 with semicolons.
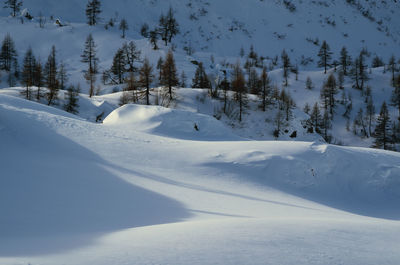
81;34;99;97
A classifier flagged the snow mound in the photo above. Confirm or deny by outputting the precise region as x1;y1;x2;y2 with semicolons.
103;104;243;141
76;96;116;122
205;141;400;219
2;95;400;263
0;95;188;254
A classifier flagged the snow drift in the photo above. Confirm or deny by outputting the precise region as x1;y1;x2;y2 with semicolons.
103;103;243;141
203;141;400;219
0;95;189;255
1;94;400;264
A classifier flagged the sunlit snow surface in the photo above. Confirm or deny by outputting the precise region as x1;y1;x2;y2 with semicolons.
0;94;399;264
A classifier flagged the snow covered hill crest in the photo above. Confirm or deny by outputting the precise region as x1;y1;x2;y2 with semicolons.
1;93;400;264
1;0;399;60
103;103;243;141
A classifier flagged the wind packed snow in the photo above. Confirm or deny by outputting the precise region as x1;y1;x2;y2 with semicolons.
1;93;400;265
103;103;242;141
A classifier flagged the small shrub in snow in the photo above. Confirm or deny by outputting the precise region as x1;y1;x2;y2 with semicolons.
283;0;296;12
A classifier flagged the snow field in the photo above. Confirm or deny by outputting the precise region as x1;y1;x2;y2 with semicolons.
1;94;400;264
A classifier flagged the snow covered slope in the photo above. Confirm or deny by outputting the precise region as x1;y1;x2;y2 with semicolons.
1;64;397;147
103;103;243;141
1;94;400;264
0;94;188;236
1;1;400;263
3;0;399;59
0;0;399;85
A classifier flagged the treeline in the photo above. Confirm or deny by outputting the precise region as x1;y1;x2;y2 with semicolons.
2;0;400;150
2;30;400;150
86;0;180;46
116;49;179;107
0;33;79;113
3;0;180;47
309;41;400;150
301;41;399;150
189;42;400;150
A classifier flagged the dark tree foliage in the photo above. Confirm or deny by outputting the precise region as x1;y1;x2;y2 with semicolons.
281;49;291;86
247;67;260;95
350;52;369;90
119;18;128;38
320;73;338;115
388;55;397;87
391;75;400;119
64;85;80;114
231;62;246;122
166;7;180;44
34;59;44;100
372;55;384;68
373;101;392;150
21;47;36;100
158;14;168;46
331;60;338;72
122;41;141;73
220;70;230;114
139;57;154;105
111;48;126;84
239;46;245;58
86;0;101;26
0;34;19;86
160;50;178;100
366;97;375;137
44;46;59;105
259;67;271;112
317;40;333;74
180;70;187;88
120;72;137;105
192;62;211;89
149;30;158;50
338;70;344;89
158;7;179;46
358;52;369;90
81;34;98;97
4;0;23;17
292;63;299;80
140;23;149;38
57;62;68;90
354;108;368;138
0;33;17;72
321;109;332;142
247;45;259;67
306;76;314;90
340;46;351;76
303;103;311;114
248;45;257;61
279;89;295;122
308;102;322;133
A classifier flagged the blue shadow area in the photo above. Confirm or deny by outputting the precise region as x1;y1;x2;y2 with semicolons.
0;102;190;256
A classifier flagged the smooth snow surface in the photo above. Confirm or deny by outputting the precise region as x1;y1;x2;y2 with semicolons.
103;104;243;141
1;94;400;264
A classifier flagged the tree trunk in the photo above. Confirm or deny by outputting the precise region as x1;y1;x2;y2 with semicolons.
146;86;150;105
239;93;242;122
